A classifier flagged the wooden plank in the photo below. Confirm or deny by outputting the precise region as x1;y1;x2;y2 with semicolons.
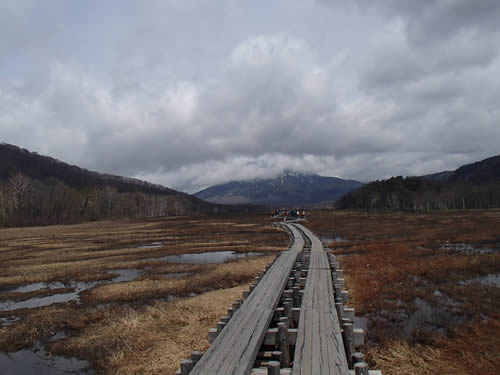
190;224;304;375
292;224;349;375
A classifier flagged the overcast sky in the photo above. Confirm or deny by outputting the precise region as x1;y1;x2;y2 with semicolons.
1;1;499;192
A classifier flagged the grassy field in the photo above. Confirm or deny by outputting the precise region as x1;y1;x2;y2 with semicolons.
307;210;500;375
2;211;498;375
0;215;288;374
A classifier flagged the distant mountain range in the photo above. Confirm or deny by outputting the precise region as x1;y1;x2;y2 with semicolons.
337;155;500;210
195;169;364;207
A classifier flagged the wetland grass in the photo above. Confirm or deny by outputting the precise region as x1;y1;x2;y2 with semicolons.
307;210;500;375
0;214;287;374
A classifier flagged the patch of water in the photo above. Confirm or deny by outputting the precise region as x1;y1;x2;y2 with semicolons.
459;273;500;288
159;295;177;303
0;347;92;375
0;280;100;312
440;242;496;255
8;280;100;295
320;236;345;244
10;282;67;294
1;268;146;312
159;251;264;264
0;316;20;326
0;290;81;312
137;241;163;249
108;268;142;283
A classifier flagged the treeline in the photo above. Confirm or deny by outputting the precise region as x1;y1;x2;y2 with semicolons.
0;173;223;227
336;176;500;211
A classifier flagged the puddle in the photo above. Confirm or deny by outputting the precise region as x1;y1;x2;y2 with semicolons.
440;242;497;255
108;268;143;283
0;281;100;312
10;282;67;294
159;295;177;303
137;241;163;249
159;251;264;264
0;316;20;326
0;290;82;312
320;236;345;244
459;273;500;288
0;268;146;312
0;347;92;375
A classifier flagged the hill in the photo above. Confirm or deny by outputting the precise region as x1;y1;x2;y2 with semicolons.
337;155;500;210
195;169;364;207
0;143;224;226
0;143;179;194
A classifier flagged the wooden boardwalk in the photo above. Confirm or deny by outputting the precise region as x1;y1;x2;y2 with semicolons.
190;225;305;375
291;224;349;375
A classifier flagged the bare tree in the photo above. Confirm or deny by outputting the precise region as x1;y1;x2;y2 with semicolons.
8;173;31;213
0;183;9;220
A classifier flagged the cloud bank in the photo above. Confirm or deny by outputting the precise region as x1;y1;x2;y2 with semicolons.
1;0;499;192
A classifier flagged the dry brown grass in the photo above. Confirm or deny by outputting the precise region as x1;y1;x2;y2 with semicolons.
83;255;274;304
0;215;285;289
368;318;500;375
51;285;251;375
0;214;288;374
306;210;500;374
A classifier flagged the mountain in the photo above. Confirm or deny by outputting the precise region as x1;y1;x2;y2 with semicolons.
0;143;227;226
337;154;500;211
0;142;177;195
195;169;364;207
424;155;500;184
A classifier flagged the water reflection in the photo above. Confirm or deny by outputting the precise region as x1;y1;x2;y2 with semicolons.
0;347;92;375
137;241;163;249
0;268;143;312
161;251;264;264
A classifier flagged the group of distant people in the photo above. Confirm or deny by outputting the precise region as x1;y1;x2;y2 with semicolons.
272;209;306;220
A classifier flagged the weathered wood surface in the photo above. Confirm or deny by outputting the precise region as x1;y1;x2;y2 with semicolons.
190;224;304;375
292;224;349;375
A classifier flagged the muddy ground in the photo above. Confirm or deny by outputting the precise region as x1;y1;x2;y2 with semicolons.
307;210;500;375
0;215;288;374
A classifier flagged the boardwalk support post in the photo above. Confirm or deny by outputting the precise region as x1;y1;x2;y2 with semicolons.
271;351;282;363
336;299;344;320
217;321;225;334
352;352;365;365
278;322;291;368
342;322;354;368
208;328;217;343
283;301;292;325
354;361;369;375
292;286;300;307
191;351;203;365
180;359;194;375
267;361;281;375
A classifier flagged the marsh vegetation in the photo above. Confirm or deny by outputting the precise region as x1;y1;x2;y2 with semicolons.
308;210;500;375
0;215;287;374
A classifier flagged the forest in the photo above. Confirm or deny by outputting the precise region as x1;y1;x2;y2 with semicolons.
336;175;500;211
0;172;222;227
0;143;231;227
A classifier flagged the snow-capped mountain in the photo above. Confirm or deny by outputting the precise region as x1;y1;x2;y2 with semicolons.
194;169;364;207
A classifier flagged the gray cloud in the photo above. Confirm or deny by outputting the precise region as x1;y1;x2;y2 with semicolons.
1;1;499;193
